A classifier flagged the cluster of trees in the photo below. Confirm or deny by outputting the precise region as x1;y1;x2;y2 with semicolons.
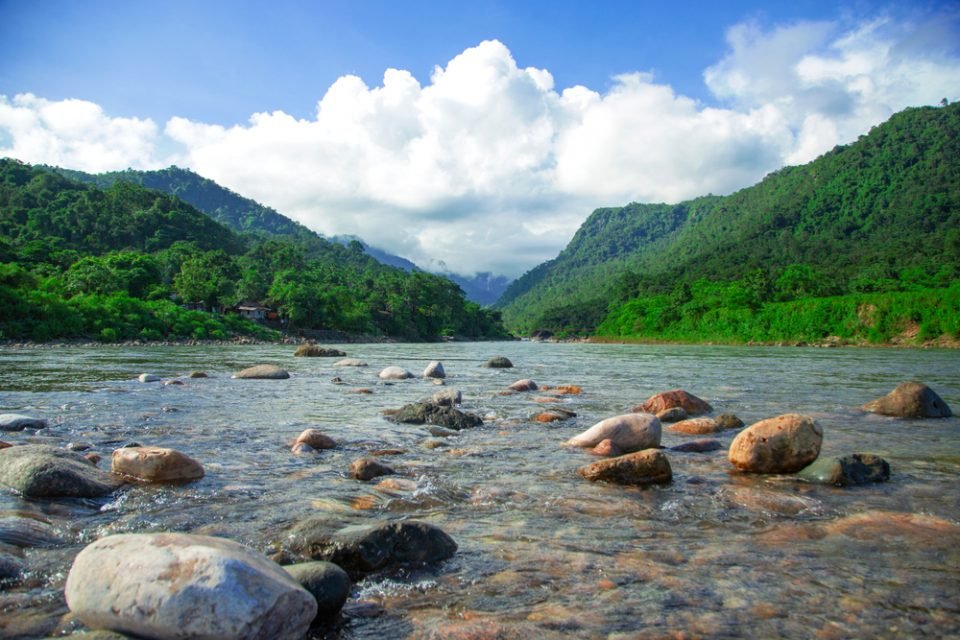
0;160;508;342
496;103;960;344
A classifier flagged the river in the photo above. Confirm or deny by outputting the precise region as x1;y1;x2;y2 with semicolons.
1;342;958;638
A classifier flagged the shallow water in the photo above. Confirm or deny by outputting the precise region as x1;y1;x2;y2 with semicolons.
1;342;958;639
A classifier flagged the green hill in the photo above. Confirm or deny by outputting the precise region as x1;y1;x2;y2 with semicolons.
496;103;960;342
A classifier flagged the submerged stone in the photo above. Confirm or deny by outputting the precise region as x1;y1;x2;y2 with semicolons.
796;453;890;486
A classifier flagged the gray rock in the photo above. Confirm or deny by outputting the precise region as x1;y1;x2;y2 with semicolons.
432;388;462;406
0;445;122;497
423;361;446;379
670;439;723;453
137;373;160;383
294;344;346;357
0;515;66;547
863;381;952;418
655;407;687;423
232;364;290;380
0;414;47;432
65;532;316;640
334;358;368;367
391;401;483;430
796;453;891;486
379;366;414;380
0;551;24;583
283;561;351;618
482;356;513;368
507;379;538;392
715;413;745;430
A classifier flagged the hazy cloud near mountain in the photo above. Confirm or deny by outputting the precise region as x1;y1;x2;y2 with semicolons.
2;15;958;278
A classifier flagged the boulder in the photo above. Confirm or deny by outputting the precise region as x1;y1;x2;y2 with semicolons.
589;439;621;457
633;389;712;416
715;413;745;430
667;417;723;435
432;388;462;406
391;401;483;430
111;447;204;483
728;414;823;474
232;365;290;380
137;373;160;383
796;454;890;486
0;413;48;432
334;358;368;367
482;356;513;368
294;345;346;357
379;366;414;380
283;561;351;619
670;439;723;453
187;371;208;378
294;429;336;450
65;532;316;640
294;520;457;577
578;449;672;486
0;444;122;497
533;408;577;423
565;413;661;453
507;379;538;392
862;382;952;418
423;361;446;379
350;457;395;481
655;407;687;423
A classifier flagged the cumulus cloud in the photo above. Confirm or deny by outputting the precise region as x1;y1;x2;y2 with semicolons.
2;14;958;278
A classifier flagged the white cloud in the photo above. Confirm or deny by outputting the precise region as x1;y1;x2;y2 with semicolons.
2;15;958;278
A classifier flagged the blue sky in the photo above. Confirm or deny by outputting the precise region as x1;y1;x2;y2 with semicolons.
1;0;958;277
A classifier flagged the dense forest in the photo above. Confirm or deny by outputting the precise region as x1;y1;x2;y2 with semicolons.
496;103;960;345
0;160;508;342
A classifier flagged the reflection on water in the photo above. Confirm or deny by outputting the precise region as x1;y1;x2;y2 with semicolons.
0;342;958;638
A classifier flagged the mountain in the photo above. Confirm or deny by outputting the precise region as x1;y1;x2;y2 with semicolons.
496;103;960;335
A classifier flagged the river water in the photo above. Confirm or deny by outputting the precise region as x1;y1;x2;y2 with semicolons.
0;342;958;639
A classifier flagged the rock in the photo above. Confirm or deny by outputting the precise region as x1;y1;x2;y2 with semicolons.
544;384;582;395
728;414;823;474
432;388;462;406
578;449;672;486
290;443;314;456
283;561;351;619
112;447;204;483
427;426;459;437
564;413;661;453
351;388;373;394
0;414;48;431
589;439;621;457
533;408;577;423
350;457;395;481
65;532;316;640
137;373;160;383
862;381;952;418
187;371;208;378
296;520;457;577
633;389;712;416
163;379;184;386
334;358;368;367
0;551;23;582
482;356;513;368
294;429;336;450
656;407;688;423
796;453;890;486
0;440;12;449
670;439;723;453
0;444;122;497
0;514;66;547
507;379;538;392
85;452;102;465
294;345;346;357
423;361;446;379
667;417;722;435
379;366;414;380
232;364;290;380
67;442;93;451
715;413;745;430
391;401;483;430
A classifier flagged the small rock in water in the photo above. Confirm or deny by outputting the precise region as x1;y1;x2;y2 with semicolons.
334;358;368;367
67;442;93;451
290;443;315;456
633;389;712;416
294;429;336;450
0;514;66;547
578;449;672;486
390;401;483;430
670;439;723;453
483;356;513;368
423;361;446;379
379;366;414;380
508;379;538;392
0;440;11;450
187;371;208;378
0;444;122;497
0;551;24;582
111;446;204;482
0;414;48;432
85;452;102;465
728;414;823;474
533;408;576;423
232;364;290;380
432;388;462;406
350;457;395;481
862;381;952;418
283;561;351;619
294;344;346;357
162;379;184;386
137;373;160;383
565;413;661;453
667;417;722;435
796;453;890;486
716;413;745;430
656;407;688;423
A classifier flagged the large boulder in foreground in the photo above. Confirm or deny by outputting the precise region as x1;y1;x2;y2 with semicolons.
632;389;712;416
578;449;672;486
565;413;661;453
728;414;823;474
0;414;48;431
390;401;483;430
862;382;952;418
111;447;204;483
232;364;290;380
0;445;122;497
796;453;890;486
65;533;316;640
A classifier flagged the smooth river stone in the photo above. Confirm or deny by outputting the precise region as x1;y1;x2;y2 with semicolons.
667;417;723;435
728;414;823;474
507;379;538;392
578;449;672;486
282;561;351;619
0;444;122;497
111;447;204;482
293;344;345;357
423;361;446;379
633;389;713;416
796;453;890;486
334;358;368;367
379;366;414;380
565;413;661;453
232;364;290;379
862;381;952;418
0;414;48;431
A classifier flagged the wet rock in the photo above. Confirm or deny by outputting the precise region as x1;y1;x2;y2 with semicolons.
137;373;160;383
483;356;513;368
0;514;66;547
796;453;890;486
716;413;745;430
423;361;446;379
862;381;952;418
728;414;823;474
633;389;713;416
391;401;483;430
508;379;538;392
294;429;336;450
294;345;346;357
350;457;395;481
379;366;414;380
376;477;418;492
334;358;368;367
283;561;351;619
0;414;48;432
565;413;661;453
290;443;314;456
0;551;24;582
543;384;582;395
670;439;723;453
85;452;102;465
0;444;122;497
67;442;93;451
351;387;373;394
65;532;316;640
0;440;11;449
667;417;722;435
589;438;621;457
578;449;672;486
112;447;204;483
427;426;459;437
232;364;290;380
162;379;184;386
823;510;960;544
432;388;462;406
297;520;457;577
187;371;208;378
533;408;577;423
656;407;688;423
724;486;821;516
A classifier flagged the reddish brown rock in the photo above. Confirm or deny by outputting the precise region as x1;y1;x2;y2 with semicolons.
633;389;712;416
507;379;538;392
862;381;952;418
532;408;576;423
667;417;722;435
349;457;395;481
589;439;622;457
294;429;336;450
728;414;823;474
578;449;672;486
111;447;204;482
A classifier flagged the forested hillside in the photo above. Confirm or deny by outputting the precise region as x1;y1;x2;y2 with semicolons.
496;103;960;342
0;160;508;342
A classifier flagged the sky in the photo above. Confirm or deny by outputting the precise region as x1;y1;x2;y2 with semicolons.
1;0;958;279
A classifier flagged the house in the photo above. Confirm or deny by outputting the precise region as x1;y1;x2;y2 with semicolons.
232;302;273;322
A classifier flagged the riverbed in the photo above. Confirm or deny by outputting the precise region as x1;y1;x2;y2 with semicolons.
1;342;958;639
